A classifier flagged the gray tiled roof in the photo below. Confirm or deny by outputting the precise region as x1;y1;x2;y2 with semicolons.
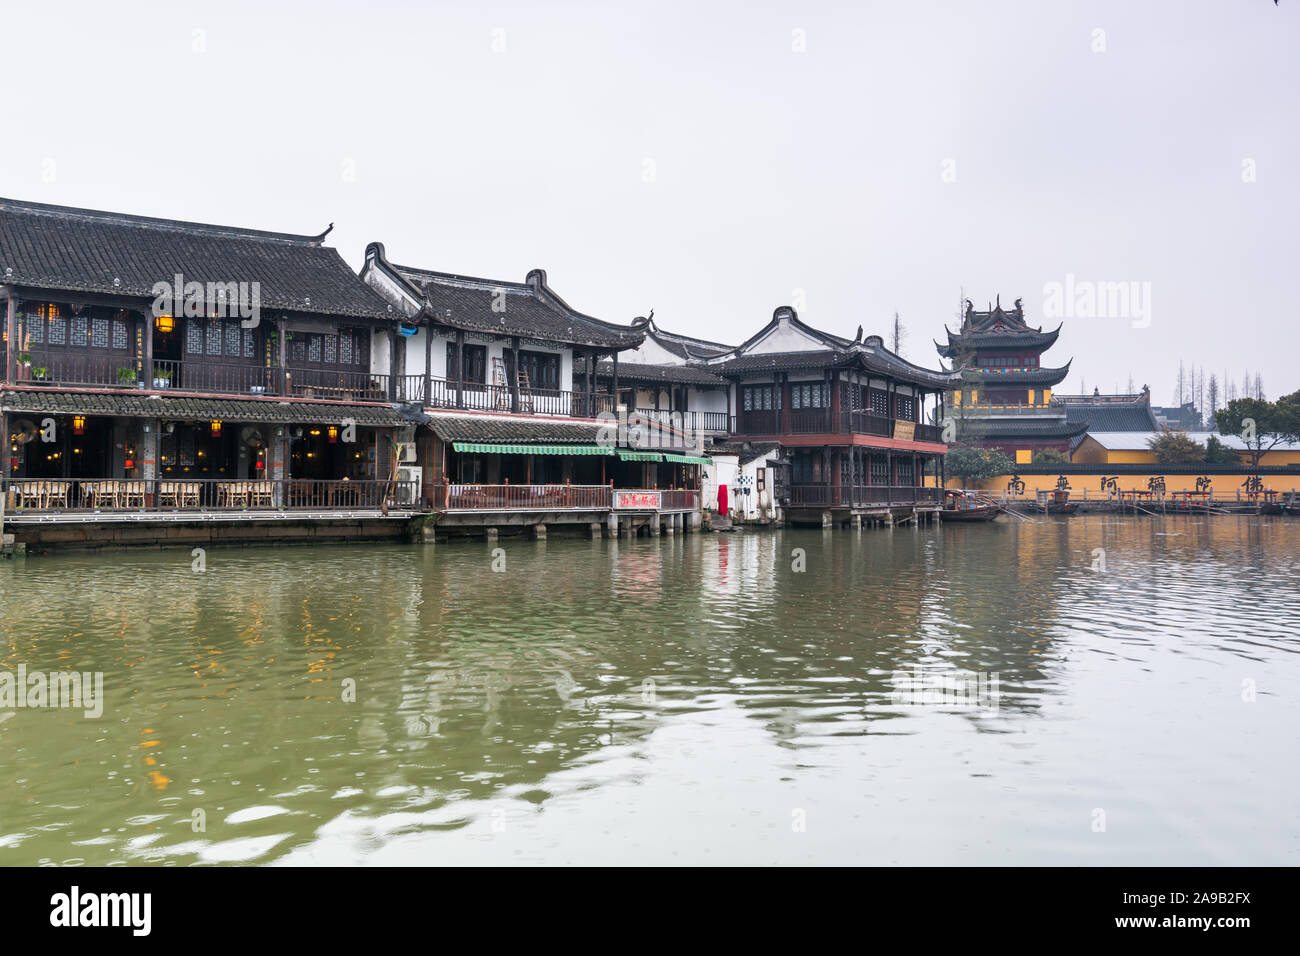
959;363;1072;386
1064;403;1158;431
389;263;641;349
426;415;606;444
1;389;406;425
960;419;1090;439
577;358;728;386
0;197;397;320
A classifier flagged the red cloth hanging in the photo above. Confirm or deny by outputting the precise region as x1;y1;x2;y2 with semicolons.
718;483;729;515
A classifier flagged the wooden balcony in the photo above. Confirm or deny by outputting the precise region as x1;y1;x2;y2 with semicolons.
735;409;943;443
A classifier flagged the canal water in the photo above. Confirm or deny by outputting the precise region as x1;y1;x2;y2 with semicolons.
1;517;1297;866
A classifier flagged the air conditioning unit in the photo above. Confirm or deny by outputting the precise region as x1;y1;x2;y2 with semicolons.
395;466;421;504
396;442;417;463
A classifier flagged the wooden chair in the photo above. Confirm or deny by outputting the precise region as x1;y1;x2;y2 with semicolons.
16;480;44;509
45;481;70;509
121;481;145;508
249;481;274;507
179;482;201;508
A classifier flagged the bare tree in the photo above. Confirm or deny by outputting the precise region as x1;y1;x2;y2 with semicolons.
1254;372;1264;401
1207;373;1219;422
890;311;907;357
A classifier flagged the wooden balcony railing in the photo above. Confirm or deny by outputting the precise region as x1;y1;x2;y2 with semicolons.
788;484;943;507
634;408;731;433
1;478;418;512
423;377;616;418
735;409;944;443
435;483;613;511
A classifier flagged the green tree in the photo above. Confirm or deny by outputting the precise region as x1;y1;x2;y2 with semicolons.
1214;394;1300;468
1032;449;1069;464
944;446;1015;483
1147;429;1206;464
1204;435;1240;465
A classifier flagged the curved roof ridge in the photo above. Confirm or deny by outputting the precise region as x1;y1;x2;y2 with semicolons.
0;196;333;246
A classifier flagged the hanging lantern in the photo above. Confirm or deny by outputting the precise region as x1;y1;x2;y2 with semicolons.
328;426;338;444
72;415;86;435
155;314;175;333
210;419;222;438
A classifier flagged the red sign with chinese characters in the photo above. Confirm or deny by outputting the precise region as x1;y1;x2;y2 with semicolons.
614;491;661;510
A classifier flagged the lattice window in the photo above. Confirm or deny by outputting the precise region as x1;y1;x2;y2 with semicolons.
870;455;889;484
242;328;255;358
323;333;337;363
206;319;222;355
48;307;66;345
224;322;241;357
91;317;110;349
870;390;889;416
70;315;89;347
112;318;128;349
339;332;354;365
187;319;204;354
898;396;915;420
27;312;43;344
307;334;322;363
897;458;915;484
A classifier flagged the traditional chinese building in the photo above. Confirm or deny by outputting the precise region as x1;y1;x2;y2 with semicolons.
1;196;421;550
936;296;1086;462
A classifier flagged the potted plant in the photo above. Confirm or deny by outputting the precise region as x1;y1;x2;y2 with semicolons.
153;369;171;390
16;352;32;381
116;366;137;388
32;366;51;384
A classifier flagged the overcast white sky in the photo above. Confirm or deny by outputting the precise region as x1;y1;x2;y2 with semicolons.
2;1;1294;403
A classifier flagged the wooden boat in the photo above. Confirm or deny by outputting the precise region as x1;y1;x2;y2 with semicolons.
941;492;1002;521
941;503;1002;522
1037;500;1079;515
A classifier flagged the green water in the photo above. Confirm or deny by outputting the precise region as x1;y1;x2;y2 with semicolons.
1;516;1297;865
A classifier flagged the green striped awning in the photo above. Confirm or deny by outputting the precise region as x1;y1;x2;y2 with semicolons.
662;453;711;466
617;451;664;462
452;442;613;456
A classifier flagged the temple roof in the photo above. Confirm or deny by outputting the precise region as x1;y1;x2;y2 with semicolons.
935;295;1062;358
363;243;642;350
1063;403;1158;431
959;362;1072;387
0;196;397;320
959;419;1091;439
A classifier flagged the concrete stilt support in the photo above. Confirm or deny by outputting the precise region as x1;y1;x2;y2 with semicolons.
485;527;499;541
689;511;701;532
607;512;619;537
649;513;661;536
532;523;547;540
589;522;603;539
821;510;833;528
664;513;676;534
420;523;437;545
676;513;685;532
850;515;861;530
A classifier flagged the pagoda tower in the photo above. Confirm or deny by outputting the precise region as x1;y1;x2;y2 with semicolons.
935;296;1087;462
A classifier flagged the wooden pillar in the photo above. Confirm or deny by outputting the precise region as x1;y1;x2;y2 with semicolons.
423;323;432;407
612;351;619;406
455;329;465;409
4;290;14;384
822;446;831;504
509;335;520;413
143;311;154;389
277;315;288;395
387;328;397;401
